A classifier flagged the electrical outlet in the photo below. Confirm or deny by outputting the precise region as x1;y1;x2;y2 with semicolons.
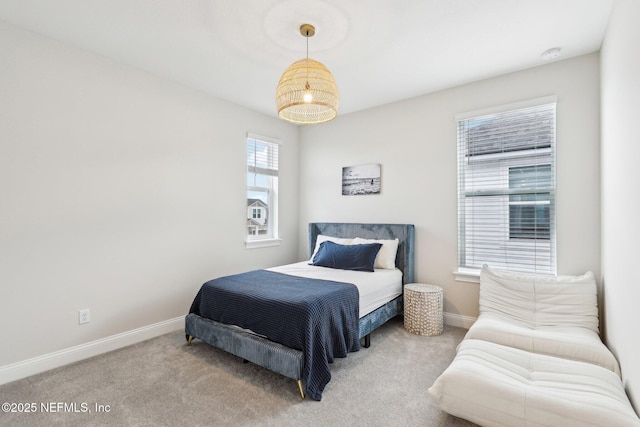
79;308;90;325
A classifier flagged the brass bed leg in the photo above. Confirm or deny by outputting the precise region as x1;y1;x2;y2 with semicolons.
296;380;305;400
187;335;193;345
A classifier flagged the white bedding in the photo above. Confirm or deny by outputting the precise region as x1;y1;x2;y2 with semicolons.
268;261;403;318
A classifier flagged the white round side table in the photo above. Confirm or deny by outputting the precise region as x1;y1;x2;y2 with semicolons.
404;283;443;336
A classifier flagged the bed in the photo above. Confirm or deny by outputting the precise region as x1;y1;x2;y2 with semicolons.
185;222;415;400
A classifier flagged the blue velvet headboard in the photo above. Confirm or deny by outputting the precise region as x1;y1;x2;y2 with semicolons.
308;223;415;285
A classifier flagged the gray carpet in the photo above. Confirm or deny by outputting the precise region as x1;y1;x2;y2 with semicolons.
0;317;477;426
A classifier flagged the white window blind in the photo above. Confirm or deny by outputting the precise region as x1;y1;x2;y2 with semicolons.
246;134;280;242
457;100;556;274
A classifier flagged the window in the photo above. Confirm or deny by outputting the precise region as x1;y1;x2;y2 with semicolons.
457;99;556;275
509;165;551;240
246;133;280;247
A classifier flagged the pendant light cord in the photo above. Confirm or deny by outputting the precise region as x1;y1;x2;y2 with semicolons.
305;28;310;91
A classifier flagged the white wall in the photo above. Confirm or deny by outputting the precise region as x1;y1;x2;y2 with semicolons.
601;0;640;410
0;21;299;367
298;54;601;325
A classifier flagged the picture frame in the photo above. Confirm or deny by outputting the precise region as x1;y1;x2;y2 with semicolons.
342;163;381;195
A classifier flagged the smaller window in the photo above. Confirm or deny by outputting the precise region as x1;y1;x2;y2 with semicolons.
246;134;280;244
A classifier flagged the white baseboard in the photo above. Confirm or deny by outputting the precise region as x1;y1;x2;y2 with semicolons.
444;311;477;329
0;316;184;386
1;313;474;385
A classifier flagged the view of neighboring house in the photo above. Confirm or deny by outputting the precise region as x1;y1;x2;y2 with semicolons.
247;198;268;236
458;103;555;274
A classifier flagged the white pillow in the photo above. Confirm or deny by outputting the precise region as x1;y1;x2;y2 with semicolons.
309;235;354;262
352;237;399;270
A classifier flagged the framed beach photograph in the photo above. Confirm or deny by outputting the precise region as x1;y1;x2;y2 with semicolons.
342;163;381;195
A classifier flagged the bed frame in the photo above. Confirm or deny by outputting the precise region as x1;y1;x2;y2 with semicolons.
185;222;415;399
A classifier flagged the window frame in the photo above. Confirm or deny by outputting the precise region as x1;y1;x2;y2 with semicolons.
455;97;557;280
245;132;282;249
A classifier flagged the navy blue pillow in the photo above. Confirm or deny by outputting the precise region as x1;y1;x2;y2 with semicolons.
311;241;383;272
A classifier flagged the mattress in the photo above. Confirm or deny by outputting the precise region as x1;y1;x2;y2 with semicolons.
268;261;403;317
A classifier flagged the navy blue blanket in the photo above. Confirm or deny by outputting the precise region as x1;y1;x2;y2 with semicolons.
188;269;360;400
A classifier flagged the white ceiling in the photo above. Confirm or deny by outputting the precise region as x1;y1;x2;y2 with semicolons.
0;0;614;119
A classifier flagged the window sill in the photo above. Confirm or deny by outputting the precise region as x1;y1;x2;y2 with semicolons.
454;268;480;283
245;238;282;249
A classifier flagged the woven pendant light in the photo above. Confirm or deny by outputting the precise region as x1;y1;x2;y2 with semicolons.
276;24;339;125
